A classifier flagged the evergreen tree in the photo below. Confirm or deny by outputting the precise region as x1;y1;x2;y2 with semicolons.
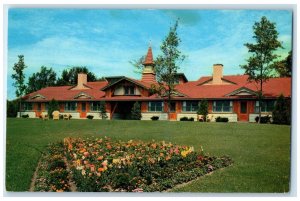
272;94;291;125
241;16;282;123
131;102;142;120
11;55;27;117
48;99;60;118
7;100;18;117
56;66;97;86
197;99;208;121
99;101;108;120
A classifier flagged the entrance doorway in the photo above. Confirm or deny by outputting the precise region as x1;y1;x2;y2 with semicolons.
80;102;87;118
239;101;248;121
169;102;177;120
111;101;135;120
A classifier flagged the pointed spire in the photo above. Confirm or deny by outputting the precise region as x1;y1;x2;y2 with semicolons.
143;46;154;65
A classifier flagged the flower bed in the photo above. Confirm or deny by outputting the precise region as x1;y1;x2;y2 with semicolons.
64;137;233;192
33;143;71;192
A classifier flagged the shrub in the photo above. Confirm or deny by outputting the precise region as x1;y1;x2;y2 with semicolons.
180;117;189;121
189;117;194;121
215;116;229;122
272;94;291;125
48;99;60;119
21;114;29;118
87;115;94;120
151;116;159;121
131;102;142;120
255;115;271;124
99;101;108;120
197;99;208;121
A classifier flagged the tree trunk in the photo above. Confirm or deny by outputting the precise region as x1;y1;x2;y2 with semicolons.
167;88;171;120
19;99;22;118
258;77;263;124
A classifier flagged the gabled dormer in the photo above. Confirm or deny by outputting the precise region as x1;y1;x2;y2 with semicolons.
225;87;257;97
30;94;46;100
101;77;150;97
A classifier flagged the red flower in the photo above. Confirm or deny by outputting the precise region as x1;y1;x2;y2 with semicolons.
197;155;204;161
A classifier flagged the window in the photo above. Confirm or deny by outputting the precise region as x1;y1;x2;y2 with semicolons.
90;102;101;111
37;103;41;111
23;103;33;111
213;101;232;112
182;101;198;112
148;102;163;112
64;102;77;111
124;86;135;95
255;100;275;113
45;103;49;111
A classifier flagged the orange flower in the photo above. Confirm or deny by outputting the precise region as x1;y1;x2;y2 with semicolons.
107;144;112;149
102;160;108;167
159;153;164;157
83;152;89;157
151;143;157;149
97;156;104;161
56;189;64;192
79;148;86;153
98;167;105;172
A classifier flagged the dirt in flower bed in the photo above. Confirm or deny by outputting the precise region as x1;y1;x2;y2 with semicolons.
32;136;233;192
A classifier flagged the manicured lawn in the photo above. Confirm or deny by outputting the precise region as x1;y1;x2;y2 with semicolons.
6;118;291;192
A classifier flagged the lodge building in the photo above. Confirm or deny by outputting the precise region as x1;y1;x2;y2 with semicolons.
19;47;291;122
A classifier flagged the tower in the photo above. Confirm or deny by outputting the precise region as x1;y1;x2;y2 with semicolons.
141;46;156;83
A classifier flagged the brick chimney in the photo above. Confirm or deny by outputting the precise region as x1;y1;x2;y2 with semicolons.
141;46;156;83
76;73;87;89
212;64;223;85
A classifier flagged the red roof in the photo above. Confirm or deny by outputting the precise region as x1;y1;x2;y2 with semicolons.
175;75;291;99
25;81;108;102
24;74;291;102
143;47;154;65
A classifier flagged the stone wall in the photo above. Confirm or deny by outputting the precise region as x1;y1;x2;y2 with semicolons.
17;112;36;118
209;113;238;122
141;112;168;120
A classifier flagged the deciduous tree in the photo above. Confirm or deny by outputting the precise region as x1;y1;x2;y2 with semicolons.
11;55;27;117
240;16;282;123
272;51;292;77
151;20;185;119
26;66;57;93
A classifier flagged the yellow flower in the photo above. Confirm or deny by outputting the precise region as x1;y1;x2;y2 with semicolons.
75;159;81;166
181;150;188;158
112;159;120;164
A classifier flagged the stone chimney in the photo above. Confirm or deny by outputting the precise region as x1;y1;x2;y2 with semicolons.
141;46;156;83
212;64;223;85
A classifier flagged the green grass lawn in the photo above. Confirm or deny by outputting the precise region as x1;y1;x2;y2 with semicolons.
6;118;291;192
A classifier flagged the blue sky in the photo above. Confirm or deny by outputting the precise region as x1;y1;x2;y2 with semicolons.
7;9;292;100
